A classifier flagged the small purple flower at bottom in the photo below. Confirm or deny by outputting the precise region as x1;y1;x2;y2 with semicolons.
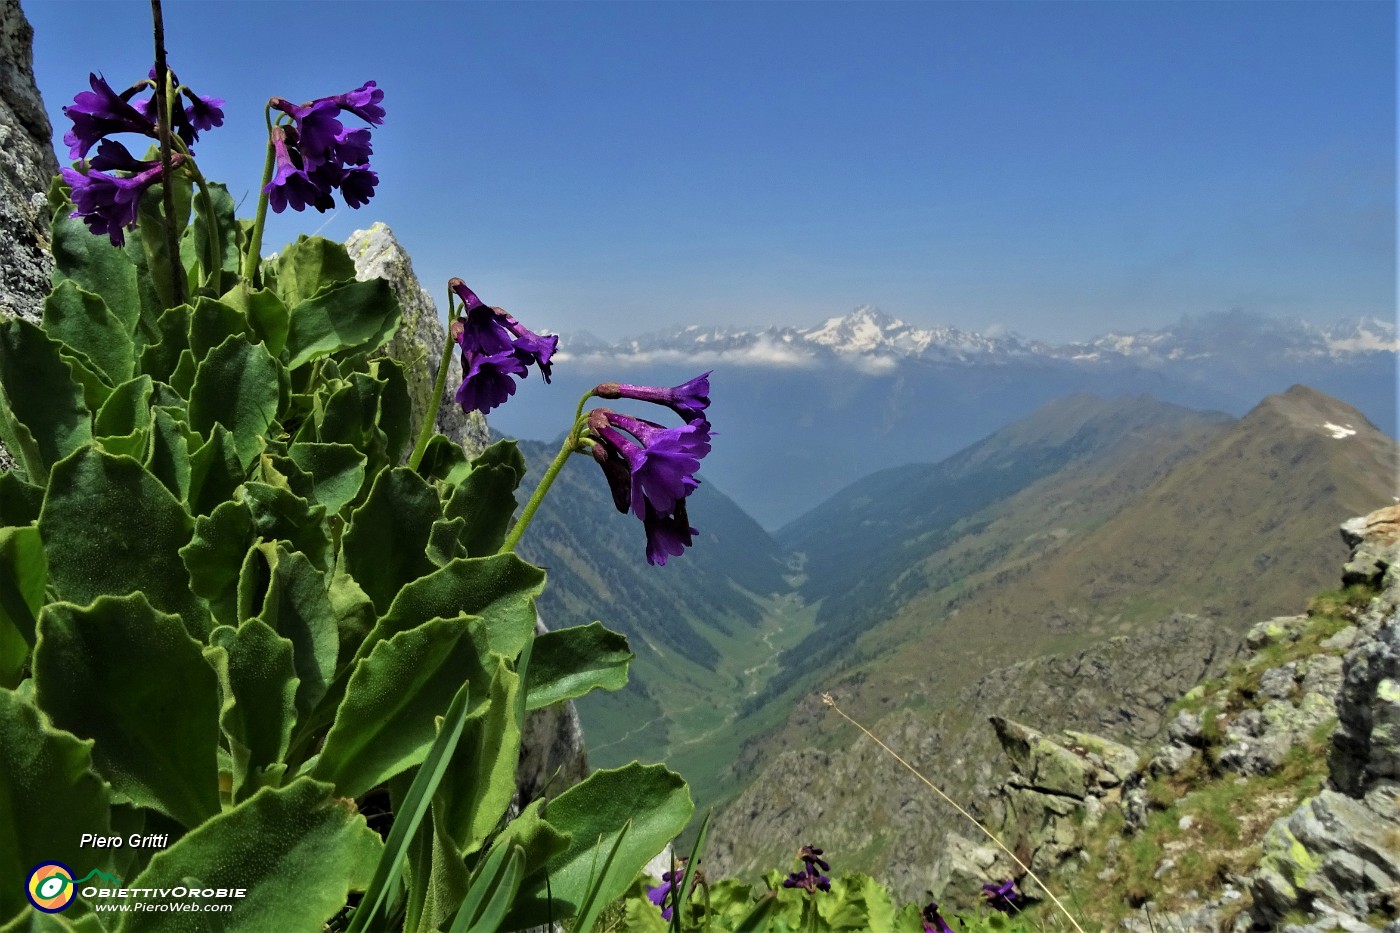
61;152;183;247
982;878;1024;913
922;901;954;933
781;863;831;894
448;280;558;415
646;869;678;922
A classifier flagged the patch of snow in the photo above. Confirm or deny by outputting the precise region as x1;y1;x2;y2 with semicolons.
1323;422;1358;439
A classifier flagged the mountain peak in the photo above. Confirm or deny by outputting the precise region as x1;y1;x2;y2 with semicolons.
802;305;904;351
1242;385;1379;442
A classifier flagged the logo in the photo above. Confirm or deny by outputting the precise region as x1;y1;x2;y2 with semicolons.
26;863;75;913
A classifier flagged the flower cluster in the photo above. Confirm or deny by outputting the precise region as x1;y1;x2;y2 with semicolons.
264;81;384;213
449;280;558;415
982;877;1025;913
781;844;831;894
60;68;223;246
585;372;712;566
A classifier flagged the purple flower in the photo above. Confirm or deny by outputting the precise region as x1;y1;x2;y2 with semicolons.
781;863;831;894
63;73;154;160
448;280;558;414
646;869;678;922
922;902;954;933
64;68;223;164
454;351;527;416
982;878;1024;913
265;127;332;214
582;375;714;566
61;152;182;247
595;372;711;423
642;499;697;567
265;82;384;213
595;412;710;518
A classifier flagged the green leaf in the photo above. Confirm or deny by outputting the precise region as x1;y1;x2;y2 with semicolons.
34;594;220;828
49;203;141;345
370;357;414;466
0;688;111;927
415;435;472;485
507;764;693;929
0;319;92;483
284;442;366;516
186;424;243;517
365;554;545;662
313;617;495;798
39;448;209;638
526;622;632;711
180;500;253;630
240;481;332;572
144;408;191;503
188;335;284;468
246;544;338;722
442;445;525;557
207;620;297;801
274;235;358;309
732;893;780;933
483;797;571;891
570;818;632;933
116;777;381;933
42;280;135;386
222;287;290;358
284;277;402;370
341;467;442;613
0;526;46;688
448;844;525;933
0;475;43;528
0;908;109;932
187;297;252;363
135;305;190;386
346;683;473;933
433;663;521;854
92;375;153;439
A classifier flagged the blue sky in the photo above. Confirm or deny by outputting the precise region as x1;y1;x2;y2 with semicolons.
25;0;1396;343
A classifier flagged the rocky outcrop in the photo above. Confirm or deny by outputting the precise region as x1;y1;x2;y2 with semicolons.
1249;505;1400;929
0;0;57;327
937;506;1400;931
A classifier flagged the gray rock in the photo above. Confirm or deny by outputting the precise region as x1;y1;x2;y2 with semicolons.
1166;708;1205;746
0;0;57;327
347;223;490;461
1148;741;1195;777
1259;662;1300;700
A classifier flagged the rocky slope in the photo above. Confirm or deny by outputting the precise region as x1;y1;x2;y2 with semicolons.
939;505;1400;930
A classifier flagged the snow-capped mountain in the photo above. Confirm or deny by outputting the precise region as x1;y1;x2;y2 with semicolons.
555;306;1395;370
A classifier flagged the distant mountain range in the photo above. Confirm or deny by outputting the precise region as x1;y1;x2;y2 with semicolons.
560;305;1397;367
489;308;1396;528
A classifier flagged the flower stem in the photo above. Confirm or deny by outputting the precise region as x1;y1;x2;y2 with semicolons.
499;389;597;554
242;104;277;287
149;0;185;307
407;286;461;471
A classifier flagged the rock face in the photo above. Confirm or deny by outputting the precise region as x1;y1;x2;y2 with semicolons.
1249;505;1400;929
0;0;59;474
0;0;56;327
